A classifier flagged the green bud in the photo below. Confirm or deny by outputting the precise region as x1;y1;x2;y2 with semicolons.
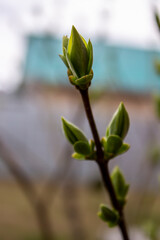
68;26;89;77
98;204;119;227
103;135;122;157
102;136;130;160
72;152;85;160
61;117;88;145
111;166;129;207
87;39;93;73
106;102;129;140
63;35;69;52
115;143;130;156
59;36;69;68
72;139;96;160
59;26;93;89
74;141;91;155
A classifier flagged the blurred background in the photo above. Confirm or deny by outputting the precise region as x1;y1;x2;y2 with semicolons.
0;0;160;239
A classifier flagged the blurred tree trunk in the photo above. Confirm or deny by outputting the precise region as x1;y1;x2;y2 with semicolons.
0;139;55;240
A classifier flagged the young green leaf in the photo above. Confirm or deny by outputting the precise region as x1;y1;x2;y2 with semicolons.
87;39;93;73
59;54;68;68
106;102;129;140
59;26;93;90
68;25;89;77
62;35;69;53
72;152;85;160
74;141;91;155
75;73;93;89
104;135;122;154
66;52;78;78
98;204;119;227
111;166;129;207
61;117;88;145
115;143;130;156
59;36;69;68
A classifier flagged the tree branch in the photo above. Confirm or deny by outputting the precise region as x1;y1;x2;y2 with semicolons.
79;89;130;240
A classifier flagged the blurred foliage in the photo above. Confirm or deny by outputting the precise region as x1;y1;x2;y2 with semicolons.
148;145;160;167
154;59;160;75
142;220;159;240
153;93;160;120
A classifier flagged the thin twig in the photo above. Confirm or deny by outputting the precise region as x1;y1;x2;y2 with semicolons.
79;88;130;240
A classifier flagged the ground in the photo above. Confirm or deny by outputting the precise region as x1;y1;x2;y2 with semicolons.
0;181;159;240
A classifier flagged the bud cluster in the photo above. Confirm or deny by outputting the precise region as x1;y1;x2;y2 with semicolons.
98;204;119;227
59;26;93;90
111;166;129;207
101;102;130;161
61;117;95;160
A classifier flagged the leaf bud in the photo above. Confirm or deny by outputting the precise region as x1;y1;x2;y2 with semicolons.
61;117;88;145
59;26;93;90
106;102;129;140
98;204;119;227
111;166;129;207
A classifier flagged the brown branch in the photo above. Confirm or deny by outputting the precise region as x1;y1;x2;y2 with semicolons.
79;89;130;240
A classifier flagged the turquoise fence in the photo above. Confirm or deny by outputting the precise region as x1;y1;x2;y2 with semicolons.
24;35;160;93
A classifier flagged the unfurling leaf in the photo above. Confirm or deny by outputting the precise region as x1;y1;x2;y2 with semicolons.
98;204;119;227
59;26;93;89
106;102;129;140
74;141;91;155
68;25;89;77
111;166;129;207
61;117;88;145
115;143;130;156
72;152;85;160
104;135;122;155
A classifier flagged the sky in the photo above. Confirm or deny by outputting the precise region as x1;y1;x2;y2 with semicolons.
1;0;160;92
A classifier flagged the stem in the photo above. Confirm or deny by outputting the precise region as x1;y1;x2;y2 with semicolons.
79;89;103;160
98;162;129;240
79;89;130;240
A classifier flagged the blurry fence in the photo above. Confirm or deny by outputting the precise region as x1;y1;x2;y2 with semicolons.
24;35;160;93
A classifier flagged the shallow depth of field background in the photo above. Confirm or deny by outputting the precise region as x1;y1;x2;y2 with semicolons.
0;0;160;239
